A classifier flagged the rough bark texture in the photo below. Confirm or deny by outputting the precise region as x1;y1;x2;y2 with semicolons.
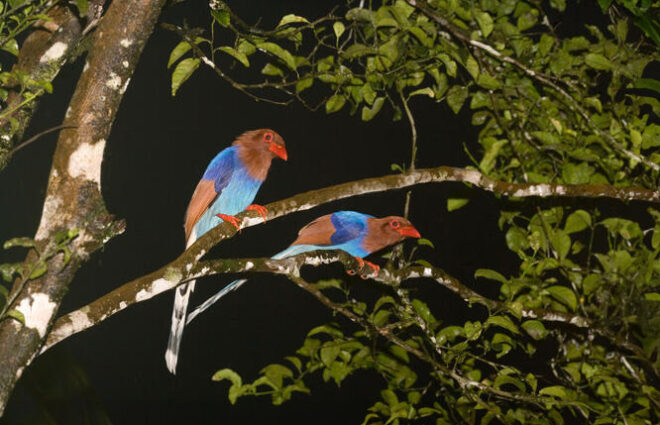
0;0;166;416
0;5;82;171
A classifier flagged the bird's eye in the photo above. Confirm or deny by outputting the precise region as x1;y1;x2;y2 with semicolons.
263;132;274;143
390;220;400;229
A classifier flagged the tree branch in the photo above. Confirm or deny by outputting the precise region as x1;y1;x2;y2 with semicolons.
41;164;657;352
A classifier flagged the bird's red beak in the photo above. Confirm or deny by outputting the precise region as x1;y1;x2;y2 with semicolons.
269;143;288;161
397;225;421;239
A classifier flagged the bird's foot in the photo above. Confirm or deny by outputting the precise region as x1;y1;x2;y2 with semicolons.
346;257;364;275
216;214;241;232
360;261;380;279
347;257;380;278
246;204;268;222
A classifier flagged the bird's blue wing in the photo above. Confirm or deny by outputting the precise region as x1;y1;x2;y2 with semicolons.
202;146;236;193
184;147;236;240
329;211;372;245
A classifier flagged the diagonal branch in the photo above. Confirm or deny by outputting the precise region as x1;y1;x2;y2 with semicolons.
43;165;658;352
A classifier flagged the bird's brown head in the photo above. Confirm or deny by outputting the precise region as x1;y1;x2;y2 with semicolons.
363;216;421;253
234;129;287;180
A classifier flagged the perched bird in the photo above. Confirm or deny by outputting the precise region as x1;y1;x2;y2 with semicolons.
166;129;287;374
186;211;421;324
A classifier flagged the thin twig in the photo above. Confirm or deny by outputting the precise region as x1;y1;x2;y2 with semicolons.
9;125;77;155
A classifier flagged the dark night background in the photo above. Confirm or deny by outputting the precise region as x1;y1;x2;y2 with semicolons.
0;1;609;424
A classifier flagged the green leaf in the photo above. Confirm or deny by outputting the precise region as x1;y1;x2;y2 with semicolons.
414;259;433;267
408;27;431;47
315;279;343;290
447;198;469;211
437;325;465;344
546;286;577;311
521;320;548;340
212;368;242;386
277;14;310;27
550;229;571;261
0;263;21;282
237;40;256;56
4;237;35;249
256;42;297;70
486;315;520;334
361;97;384;121
262;364;293;388
29;261;48;279
596;0;613;12
549;0;566;11
633;78;660;95
585;53;612;70
446;85;468;114
582;274;602;295
564;210;591;234
217;46;249;67
261;63;284;76
475;11;494;37
171;58;200;96
438;54;457;77
308;324;343;338
5;309;24;324
295;77;313;94
417;238;435;249
476;74;501;90
1;39;19;56
465;55;479;79
644;293;660;302
333;21;345;40
491;332;513;357
562;162;594;184
505;227;530;252
412;299;436;325
517;10;538;31
320;344;341;367
168;41;192;68
479;138;507;174
494;375;526;392
211;9;230;27
540;385;568;399
325;94;346;114
474;268;507;283
285;356;302;371
652;225;660;250
409;87;435;98
600;218;642;240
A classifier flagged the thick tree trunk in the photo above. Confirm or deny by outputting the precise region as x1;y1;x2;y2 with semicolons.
0;0;166;415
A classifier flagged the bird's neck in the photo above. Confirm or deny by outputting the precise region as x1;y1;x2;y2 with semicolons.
236;144;272;181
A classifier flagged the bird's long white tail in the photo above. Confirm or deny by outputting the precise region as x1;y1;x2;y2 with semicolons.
165;280;194;374
186;278;248;325
165;235;197;374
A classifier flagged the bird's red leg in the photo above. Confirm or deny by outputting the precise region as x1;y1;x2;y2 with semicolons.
360;260;380;279
246;204;268;222
346;257;364;276
216;214;242;232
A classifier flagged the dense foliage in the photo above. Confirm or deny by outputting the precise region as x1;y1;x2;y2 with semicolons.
165;1;660;424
